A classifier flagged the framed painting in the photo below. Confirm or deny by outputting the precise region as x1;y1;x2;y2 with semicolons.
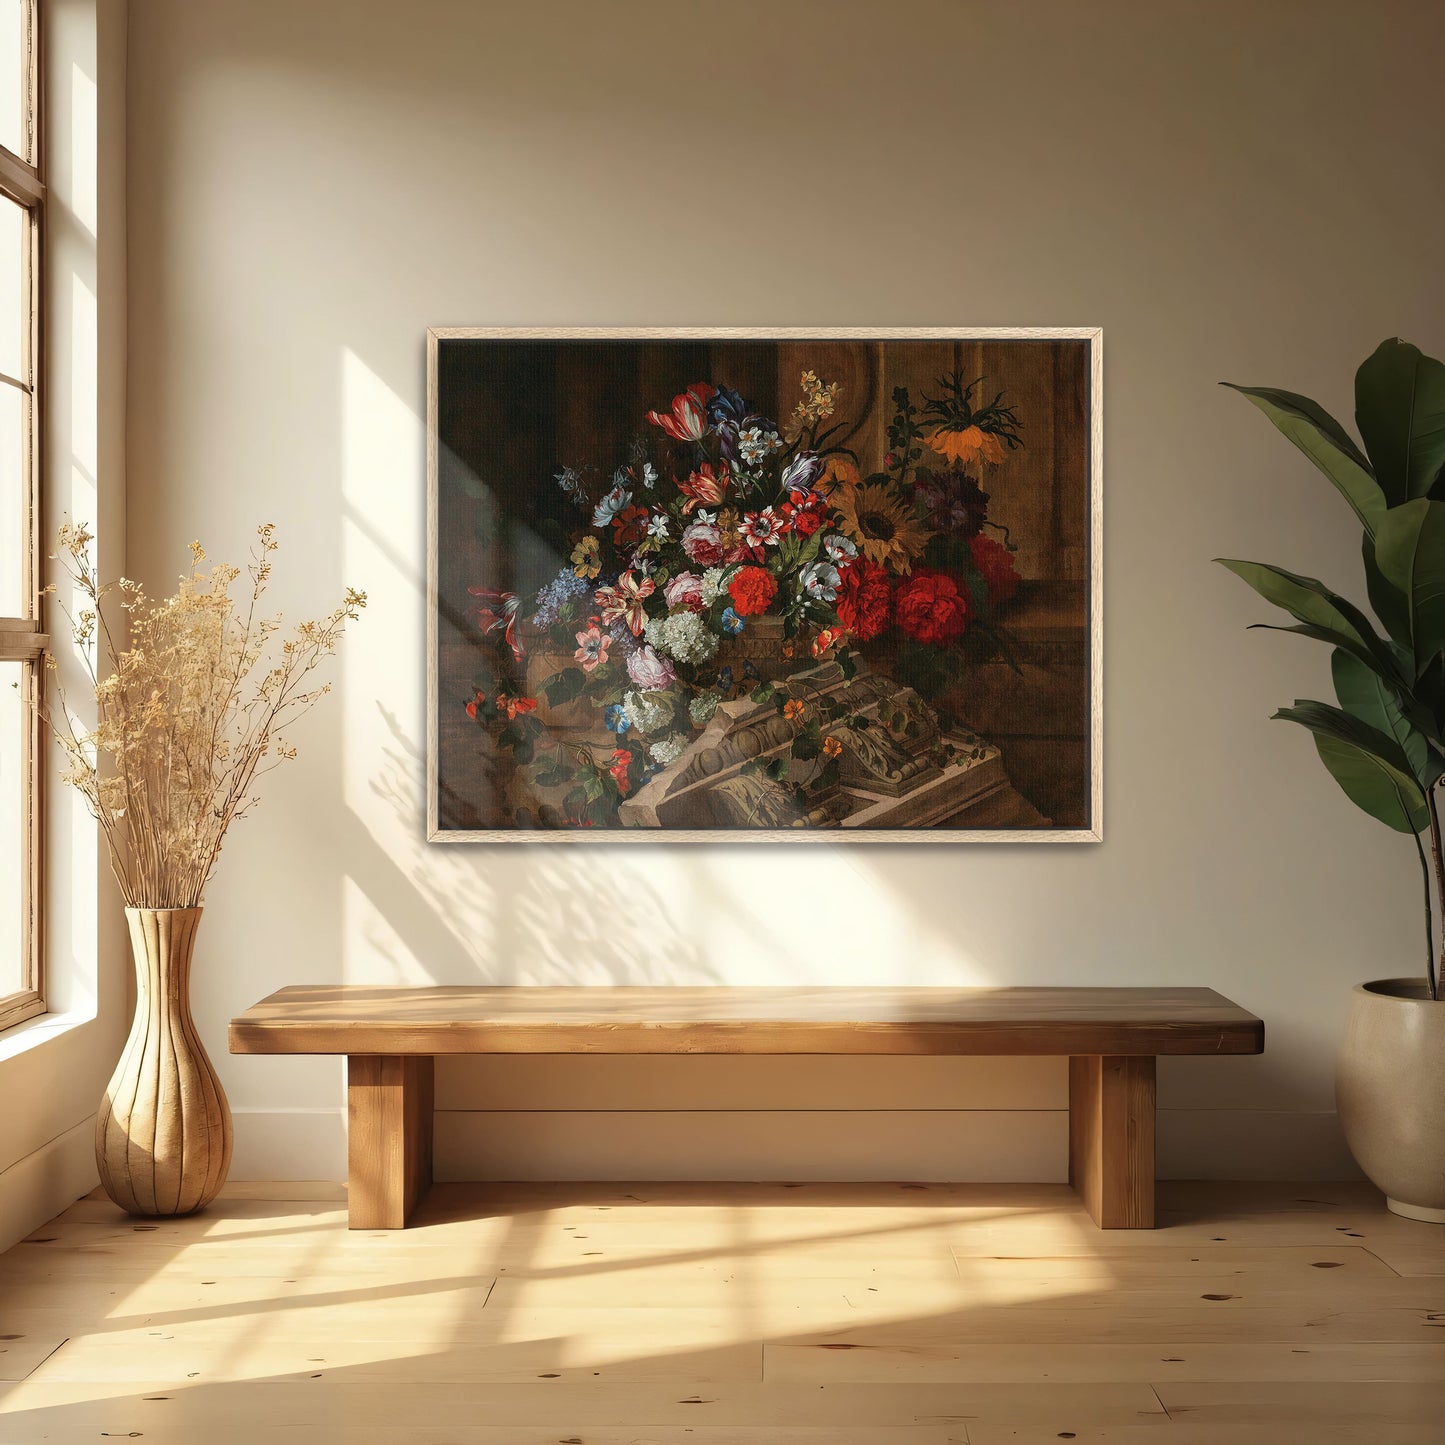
427;328;1102;842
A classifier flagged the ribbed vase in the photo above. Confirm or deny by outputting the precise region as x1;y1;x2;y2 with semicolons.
95;908;233;1216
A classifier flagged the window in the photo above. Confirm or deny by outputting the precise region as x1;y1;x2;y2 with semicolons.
0;0;41;1030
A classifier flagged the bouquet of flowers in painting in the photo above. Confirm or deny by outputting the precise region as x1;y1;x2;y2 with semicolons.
431;334;1095;836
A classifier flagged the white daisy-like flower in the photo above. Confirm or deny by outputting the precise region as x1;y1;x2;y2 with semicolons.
801;560;842;603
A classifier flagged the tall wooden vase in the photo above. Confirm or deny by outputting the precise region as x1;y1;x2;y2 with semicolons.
95;907;233;1215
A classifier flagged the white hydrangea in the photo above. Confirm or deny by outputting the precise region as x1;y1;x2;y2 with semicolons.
644;609;719;664
622;689;673;735
699;567;728;604
689;691;721;726
649;733;689;767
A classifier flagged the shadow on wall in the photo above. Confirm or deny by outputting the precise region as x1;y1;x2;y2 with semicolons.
361;701;715;986
338;341;1001;992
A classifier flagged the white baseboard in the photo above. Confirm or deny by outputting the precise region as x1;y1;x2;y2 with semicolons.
0;1118;98;1253
226;1106;1362;1185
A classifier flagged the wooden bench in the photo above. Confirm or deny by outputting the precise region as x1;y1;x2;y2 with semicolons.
228;986;1263;1232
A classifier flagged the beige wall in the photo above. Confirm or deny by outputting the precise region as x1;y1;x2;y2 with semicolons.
124;0;1445;1181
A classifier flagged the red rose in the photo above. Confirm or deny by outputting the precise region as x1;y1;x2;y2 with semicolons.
969;532;1020;606
681;520;726;567
893;567;973;646
834;558;892;642
727;564;778;617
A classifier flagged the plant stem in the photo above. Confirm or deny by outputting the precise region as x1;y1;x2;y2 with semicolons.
1427;784;1445;1001
1412;824;1436;999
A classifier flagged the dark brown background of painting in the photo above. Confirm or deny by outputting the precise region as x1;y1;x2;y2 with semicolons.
435;338;1091;830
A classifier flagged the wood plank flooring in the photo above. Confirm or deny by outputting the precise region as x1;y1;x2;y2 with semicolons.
0;1181;1441;1442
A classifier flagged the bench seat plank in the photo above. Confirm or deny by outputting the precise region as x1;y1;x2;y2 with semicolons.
229;985;1263;1058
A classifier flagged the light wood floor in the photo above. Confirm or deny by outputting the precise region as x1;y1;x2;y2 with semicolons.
1;1180;1442;1443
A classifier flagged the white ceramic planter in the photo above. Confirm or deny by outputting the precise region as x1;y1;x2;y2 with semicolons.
1336;979;1445;1223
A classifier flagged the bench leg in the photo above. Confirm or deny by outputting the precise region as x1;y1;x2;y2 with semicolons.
347;1055;434;1229
1068;1055;1155;1229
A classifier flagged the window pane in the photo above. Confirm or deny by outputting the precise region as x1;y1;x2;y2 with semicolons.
0;380;22;615
0;194;24;387
0;1;27;161
0;658;25;1001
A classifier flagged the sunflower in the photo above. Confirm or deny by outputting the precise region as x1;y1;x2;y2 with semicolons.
832;480;928;575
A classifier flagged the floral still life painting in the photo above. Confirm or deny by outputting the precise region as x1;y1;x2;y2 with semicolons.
427;329;1100;840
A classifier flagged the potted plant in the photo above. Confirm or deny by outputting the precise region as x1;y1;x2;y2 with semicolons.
43;524;364;1216
1218;337;1445;1222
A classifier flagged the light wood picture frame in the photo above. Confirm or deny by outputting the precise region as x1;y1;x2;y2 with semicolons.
427;328;1102;843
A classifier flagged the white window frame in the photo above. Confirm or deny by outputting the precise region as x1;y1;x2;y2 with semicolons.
0;0;45;1031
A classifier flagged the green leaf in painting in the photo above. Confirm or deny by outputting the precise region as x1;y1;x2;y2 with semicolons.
1273;699;1428;833
1371;498;1445;674
813;757;841;791
1354;338;1445;503
1222;383;1385;535
791;725;822;762
544;666;586;706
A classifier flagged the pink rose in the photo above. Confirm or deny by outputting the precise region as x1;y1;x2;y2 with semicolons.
663;571;706;611
681;520;726;567
626;645;676;690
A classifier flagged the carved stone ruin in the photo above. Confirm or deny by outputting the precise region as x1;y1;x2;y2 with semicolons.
618;656;1047;831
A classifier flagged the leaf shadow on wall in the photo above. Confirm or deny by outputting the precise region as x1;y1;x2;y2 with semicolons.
359;700;716;987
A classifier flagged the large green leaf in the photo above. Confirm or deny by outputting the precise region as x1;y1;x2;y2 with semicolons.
1223;383;1385;535
1216;559;1405;682
1330;648;1432;784
1363;534;1411;647
1354;339;1445;503
1274;699;1429;833
1371;498;1445;673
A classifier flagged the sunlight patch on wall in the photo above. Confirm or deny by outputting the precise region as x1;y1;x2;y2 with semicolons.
68;62;98;239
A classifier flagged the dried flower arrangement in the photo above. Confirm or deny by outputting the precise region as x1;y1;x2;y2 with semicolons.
43;522;366;907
